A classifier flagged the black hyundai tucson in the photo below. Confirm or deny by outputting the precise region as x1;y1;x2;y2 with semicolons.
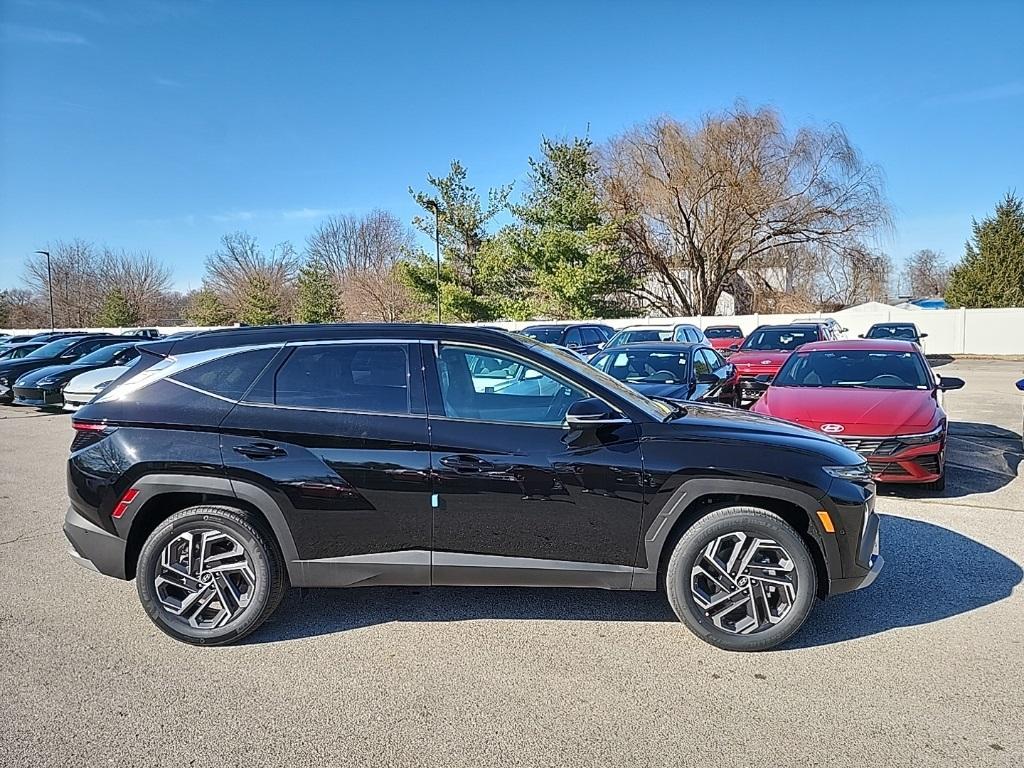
64;324;882;651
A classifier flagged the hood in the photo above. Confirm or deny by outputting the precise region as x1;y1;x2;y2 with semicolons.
66;365;131;393
754;386;940;436
0;356;60;383
15;361;98;387
650;400;861;467
728;350;792;371
629;381;693;400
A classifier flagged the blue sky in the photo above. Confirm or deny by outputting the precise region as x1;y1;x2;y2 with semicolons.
1;0;1022;292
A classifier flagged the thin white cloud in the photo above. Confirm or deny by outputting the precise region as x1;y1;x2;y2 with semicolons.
281;207;333;220
1;23;90;45
208;211;257;224
927;82;1024;106
153;76;184;88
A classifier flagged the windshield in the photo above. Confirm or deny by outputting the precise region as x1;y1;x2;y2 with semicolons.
608;328;673;345
704;327;743;339
774;349;933;389
866;325;918;340
740;327;818;351
76;343;137;365
26;336;83;359
532;343;674;420
521;327;564;344
592;349;690;385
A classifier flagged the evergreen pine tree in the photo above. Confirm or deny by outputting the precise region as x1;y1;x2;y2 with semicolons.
946;193;1024;308
95;288;140;327
185;288;234;326
295;259;343;323
238;274;284;326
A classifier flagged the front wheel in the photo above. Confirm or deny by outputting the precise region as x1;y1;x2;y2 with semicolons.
136;506;287;646
665;506;818;651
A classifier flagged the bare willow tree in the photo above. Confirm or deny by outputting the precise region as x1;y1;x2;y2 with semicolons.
900;249;950;298
23;239;104;326
601;105;892;315
306;210;420;321
203;232;298;316
98;248;173;323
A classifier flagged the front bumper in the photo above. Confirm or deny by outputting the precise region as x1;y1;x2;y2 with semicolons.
64;505;127;579
12;385;64;407
828;507;884;594
840;437;944;484
0;384;11;402
62;391;94;411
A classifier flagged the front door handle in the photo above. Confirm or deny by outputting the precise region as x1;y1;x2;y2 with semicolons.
232;442;287;459
439;454;494;472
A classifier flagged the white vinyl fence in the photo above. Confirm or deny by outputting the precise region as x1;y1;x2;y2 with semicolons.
4;308;1024;355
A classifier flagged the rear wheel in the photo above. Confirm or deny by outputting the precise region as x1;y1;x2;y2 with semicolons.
136;506;287;646
665;506;817;651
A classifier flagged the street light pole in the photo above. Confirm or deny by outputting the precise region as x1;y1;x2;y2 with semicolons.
34;250;54;331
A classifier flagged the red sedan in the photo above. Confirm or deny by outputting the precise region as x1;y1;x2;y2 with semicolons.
727;324;827;405
703;325;745;354
751;340;965;490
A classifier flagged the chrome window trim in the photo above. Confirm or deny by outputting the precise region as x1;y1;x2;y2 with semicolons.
235;400;427;419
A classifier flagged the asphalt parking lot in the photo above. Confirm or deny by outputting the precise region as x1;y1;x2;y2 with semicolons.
1;358;1021;767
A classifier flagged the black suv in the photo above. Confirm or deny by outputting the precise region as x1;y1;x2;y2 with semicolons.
519;323;614;356
65;325;882;651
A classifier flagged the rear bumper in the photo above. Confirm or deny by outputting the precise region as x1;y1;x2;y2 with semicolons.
64;505;127;579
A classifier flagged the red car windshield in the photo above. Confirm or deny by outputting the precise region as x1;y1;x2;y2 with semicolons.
740;327;818;351
774;349;932;390
705;327;743;339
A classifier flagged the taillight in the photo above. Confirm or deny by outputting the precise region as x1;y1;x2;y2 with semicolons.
70;420;114;452
112;488;140;520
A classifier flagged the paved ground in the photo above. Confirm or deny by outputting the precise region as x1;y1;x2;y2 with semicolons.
1;359;1022;767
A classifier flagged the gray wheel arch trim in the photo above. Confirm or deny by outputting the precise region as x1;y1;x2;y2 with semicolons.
113;473;301;583
631;478;840;590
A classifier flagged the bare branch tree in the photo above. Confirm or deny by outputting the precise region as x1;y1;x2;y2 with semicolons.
23;239;103;327
900;249;950;297
203;232;298;314
306;210;421;321
600;105;892;315
98;248;173;323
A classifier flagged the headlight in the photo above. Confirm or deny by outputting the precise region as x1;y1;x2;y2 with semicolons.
0;376;8;386
37;377;57;386
94;379;115;390
898;426;944;445
824;463;873;482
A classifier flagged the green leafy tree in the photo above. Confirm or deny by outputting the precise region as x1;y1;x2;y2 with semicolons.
946;193;1024;308
238;274;284;326
95;287;140;327
185;288;234;326
405;160;512;321
507;137;634;318
294;259;343;323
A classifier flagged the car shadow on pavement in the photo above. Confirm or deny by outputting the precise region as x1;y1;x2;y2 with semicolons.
877;421;1021;500
247;515;1021;649
788;514;1022;649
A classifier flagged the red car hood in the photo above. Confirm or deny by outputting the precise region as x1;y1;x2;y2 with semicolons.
753;386;940;436
709;338;741;350
729;350;792;373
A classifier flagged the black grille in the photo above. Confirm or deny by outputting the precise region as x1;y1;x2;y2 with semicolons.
839;437;903;456
70;430;106;452
738;375;771;400
915;454;941;474
868;460;910;476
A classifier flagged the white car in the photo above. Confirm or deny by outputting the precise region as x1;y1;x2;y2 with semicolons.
63;365;131;411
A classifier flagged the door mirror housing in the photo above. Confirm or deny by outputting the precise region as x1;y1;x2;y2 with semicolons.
1016;378;1024;392
727;343;740;351
919;332;929;338
857;334;865;338
565;397;628;428
695;373;718;385
938;376;965;391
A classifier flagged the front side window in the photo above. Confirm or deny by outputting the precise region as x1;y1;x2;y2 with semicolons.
581;327;603;347
437;346;587;425
563;327;583;348
275;344;410;414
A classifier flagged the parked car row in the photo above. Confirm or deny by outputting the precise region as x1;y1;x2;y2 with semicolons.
580;321;959;491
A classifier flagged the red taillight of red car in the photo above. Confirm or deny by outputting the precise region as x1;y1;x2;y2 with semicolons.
112;488;140;520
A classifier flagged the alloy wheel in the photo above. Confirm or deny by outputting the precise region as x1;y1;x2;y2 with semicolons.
690;531;797;635
154;529;256;629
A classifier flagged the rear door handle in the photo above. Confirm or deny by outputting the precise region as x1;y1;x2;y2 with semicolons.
232;442;287;459
439;454;494;472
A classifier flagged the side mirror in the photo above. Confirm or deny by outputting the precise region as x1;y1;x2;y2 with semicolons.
1016;379;1024;392
938;376;965;391
696;373;718;384
728;344;740;351
565;397;629;428
857;334;865;338
840;328;848;333
920;333;929;338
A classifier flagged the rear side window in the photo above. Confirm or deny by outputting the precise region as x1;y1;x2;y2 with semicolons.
275;344;410;414
563;327;582;347
171;348;278;400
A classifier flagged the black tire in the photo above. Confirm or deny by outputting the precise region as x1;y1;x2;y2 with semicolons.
921;472;945;492
665;505;818;652
136;505;287;646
